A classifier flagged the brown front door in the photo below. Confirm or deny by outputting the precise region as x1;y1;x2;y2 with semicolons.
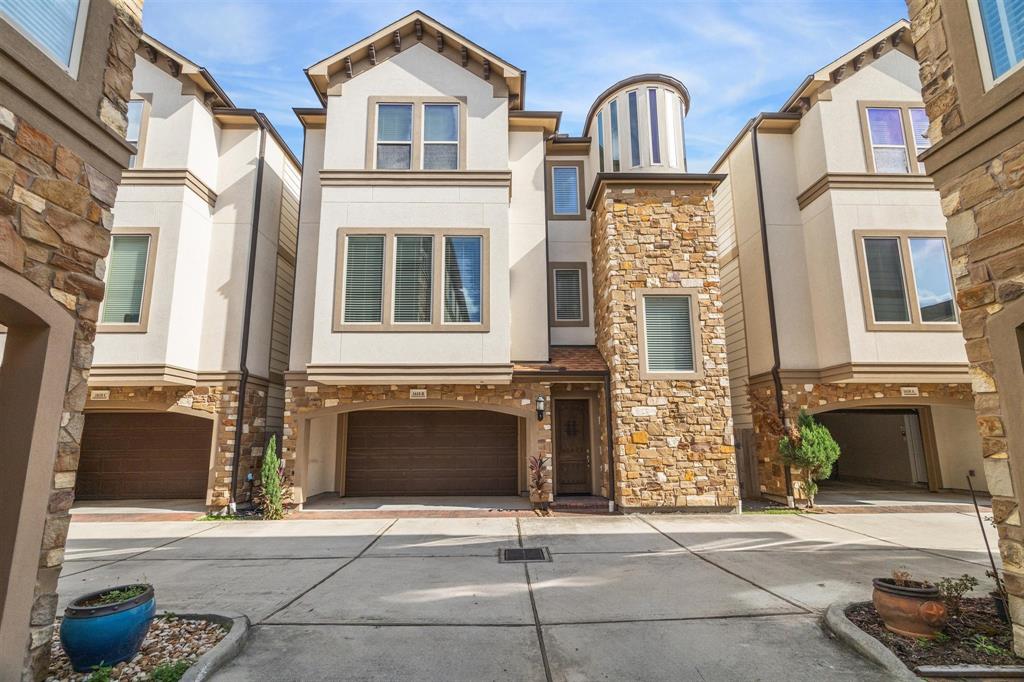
345;410;518;496
555;399;591;494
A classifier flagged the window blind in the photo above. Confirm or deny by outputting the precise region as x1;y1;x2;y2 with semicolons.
979;0;1024;78
864;238;910;322
444;236;482;323
101;235;150;324
344;235;385;323
648;88;661;164
644;295;694;373
551;166;579;215
0;0;81;66
627;90;641;167
393;235;433;323
554;269;583;321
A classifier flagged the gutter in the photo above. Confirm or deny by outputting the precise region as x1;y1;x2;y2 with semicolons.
229;116;269;510
750;121;795;506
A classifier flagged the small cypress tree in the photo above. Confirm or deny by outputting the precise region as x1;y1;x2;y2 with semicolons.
260;435;284;520
778;411;841;507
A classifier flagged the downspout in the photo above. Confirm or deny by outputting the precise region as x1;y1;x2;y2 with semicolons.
229;117;269;511
604;371;615;512
750;121;794;507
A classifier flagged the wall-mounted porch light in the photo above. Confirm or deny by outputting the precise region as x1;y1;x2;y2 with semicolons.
535;395;546;421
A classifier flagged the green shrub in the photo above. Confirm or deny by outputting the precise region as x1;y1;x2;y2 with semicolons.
937;574;979;616
151;660;192;682
259;435;284;520
778;411;840;507
86;666;113;682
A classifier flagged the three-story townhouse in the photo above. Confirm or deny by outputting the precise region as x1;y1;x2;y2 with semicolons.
287;11;738;511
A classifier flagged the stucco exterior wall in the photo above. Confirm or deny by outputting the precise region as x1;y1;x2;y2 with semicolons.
508;129;549;360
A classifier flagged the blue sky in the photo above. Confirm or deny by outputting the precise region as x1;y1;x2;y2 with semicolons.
143;0;910;171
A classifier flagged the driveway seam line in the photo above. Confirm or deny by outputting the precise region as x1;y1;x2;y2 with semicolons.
636;515;813;614
796;514;991;567
60;522;223;577
518;517;553;682
255;611;808;628
258;518;399;624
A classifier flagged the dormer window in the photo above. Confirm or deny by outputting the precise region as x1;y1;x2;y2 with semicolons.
376;103;413;170
371;99;464;171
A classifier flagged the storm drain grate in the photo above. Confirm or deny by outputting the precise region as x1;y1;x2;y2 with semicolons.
499;547;551;563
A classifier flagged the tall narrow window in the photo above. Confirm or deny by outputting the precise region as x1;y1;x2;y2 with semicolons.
551;166;580;217
664;90;678;168
553;268;583;322
647;88;661;164
423;103;458;170
864;237;910;322
393;235;433;323
866;107;910;173
343;235;385;323
627;90;641;167
376;103;413;170
679;96;687;171
643;295;695;373
444;236;482;323
977;0;1024;80
596;111;605;172
909;237;957;322
126;99;144;168
609;100;620;172
101;234;151;325
909;107;931;173
0;0;86;71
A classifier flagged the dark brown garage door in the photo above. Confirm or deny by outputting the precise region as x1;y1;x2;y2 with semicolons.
77;412;212;499
346;410;518;496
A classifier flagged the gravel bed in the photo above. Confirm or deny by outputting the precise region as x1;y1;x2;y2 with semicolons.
47;614;225;681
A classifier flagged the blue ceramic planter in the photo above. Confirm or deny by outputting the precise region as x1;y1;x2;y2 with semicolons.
60;584;155;672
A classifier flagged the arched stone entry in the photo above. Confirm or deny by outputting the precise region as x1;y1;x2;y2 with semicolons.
0;268;75;678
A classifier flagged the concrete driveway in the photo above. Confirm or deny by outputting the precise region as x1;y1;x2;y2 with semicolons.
58;510;998;681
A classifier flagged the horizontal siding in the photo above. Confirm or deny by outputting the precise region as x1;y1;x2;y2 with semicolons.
714;171;738;255
722;259;752;429
266;163;301;436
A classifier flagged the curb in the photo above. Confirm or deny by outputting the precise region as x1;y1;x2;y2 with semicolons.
170;612;250;682
823;602;920;681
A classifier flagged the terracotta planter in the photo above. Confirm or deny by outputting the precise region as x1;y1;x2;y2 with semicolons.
872;578;947;639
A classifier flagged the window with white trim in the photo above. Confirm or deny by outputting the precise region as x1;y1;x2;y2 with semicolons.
865;107;910;173
974;0;1024;82
609;100;621;172
422;103;458;170
641;294;696;375
597;110;605;172
126;100;144;168
0;0;89;74
627;90;641;167
100;234;151;325
376;104;413;170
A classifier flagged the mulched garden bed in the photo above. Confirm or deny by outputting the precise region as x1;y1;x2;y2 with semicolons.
846;597;1022;668
47;614;225;681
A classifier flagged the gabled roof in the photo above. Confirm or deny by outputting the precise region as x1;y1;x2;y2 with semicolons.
138;33;234;108
305;10;525;108
779;19;914;115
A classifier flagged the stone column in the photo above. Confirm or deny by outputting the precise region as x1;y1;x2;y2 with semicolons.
590;180;738;510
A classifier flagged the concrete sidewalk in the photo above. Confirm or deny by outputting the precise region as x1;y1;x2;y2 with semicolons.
57;511;998;681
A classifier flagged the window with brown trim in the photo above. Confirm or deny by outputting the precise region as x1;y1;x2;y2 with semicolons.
334;228;489;332
125;95;151;169
97;228;159;333
545;160;585;220
858;101;931;174
548;262;589;327
854;230;960;332
636;288;703;380
366;97;467;171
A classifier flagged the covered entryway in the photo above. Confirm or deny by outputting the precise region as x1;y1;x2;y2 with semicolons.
77;412;213;499
344;410;518;496
817;409;930;487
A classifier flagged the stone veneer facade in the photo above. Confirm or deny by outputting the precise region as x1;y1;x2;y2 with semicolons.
748;380;974;499
590;182;738;510
86;381;269;508
907;0;1024;654
282;381;558;503
0;1;143;676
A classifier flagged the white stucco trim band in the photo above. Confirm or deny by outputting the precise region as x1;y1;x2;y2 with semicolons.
119;169;218;207
320;169;511;187
302;363;515;385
